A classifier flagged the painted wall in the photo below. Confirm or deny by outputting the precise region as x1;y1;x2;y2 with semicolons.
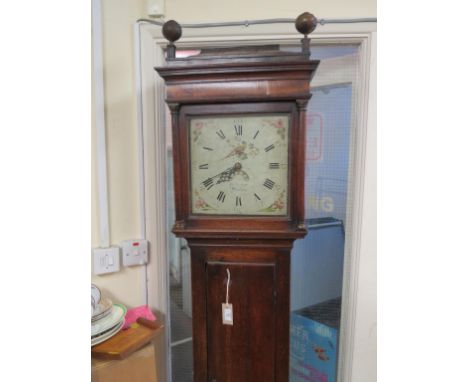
164;0;376;21
92;0;376;325
91;0;147;308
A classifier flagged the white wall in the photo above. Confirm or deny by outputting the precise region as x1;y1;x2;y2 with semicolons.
91;0;147;308
164;0;376;21
349;31;377;382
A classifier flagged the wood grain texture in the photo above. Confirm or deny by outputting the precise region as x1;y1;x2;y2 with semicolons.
206;261;275;382
189;243;294;382
91;343;158;382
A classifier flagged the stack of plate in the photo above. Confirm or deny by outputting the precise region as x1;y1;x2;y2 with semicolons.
91;284;127;346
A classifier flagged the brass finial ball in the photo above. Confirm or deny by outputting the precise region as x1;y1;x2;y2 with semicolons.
295;12;318;36
162;20;182;43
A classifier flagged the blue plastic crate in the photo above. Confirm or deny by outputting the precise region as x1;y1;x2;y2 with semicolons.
290;298;341;382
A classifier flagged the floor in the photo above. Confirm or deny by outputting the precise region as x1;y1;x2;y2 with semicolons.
170;280;193;382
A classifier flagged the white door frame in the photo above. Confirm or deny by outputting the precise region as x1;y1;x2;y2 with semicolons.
135;20;376;382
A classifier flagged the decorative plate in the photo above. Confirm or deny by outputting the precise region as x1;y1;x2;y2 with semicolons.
92;297;113;322
91;318;124;346
91;304;126;337
91;284;101;305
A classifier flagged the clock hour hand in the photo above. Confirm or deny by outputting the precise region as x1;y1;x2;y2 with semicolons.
207;166;230;178
216;167;235;184
205;162;244;187
216;162;248;184
202;166;234;188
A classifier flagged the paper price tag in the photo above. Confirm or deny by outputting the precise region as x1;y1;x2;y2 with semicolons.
222;303;233;325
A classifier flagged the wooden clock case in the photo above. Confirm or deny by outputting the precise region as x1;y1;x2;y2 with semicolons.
156;16;319;382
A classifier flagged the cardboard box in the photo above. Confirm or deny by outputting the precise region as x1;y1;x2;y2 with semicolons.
290;298;341;382
92;342;158;382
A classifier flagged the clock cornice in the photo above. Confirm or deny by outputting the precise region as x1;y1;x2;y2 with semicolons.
156;54;319;104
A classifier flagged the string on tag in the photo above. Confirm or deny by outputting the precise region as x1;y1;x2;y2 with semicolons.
225;268;230;304
222;268;233;325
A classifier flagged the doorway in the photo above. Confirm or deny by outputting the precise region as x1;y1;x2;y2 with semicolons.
164;43;360;382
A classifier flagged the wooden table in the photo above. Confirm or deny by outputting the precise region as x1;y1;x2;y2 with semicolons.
92;319;163;382
91;342;158;382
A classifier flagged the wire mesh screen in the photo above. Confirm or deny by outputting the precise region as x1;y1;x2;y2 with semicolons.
165;44;360;382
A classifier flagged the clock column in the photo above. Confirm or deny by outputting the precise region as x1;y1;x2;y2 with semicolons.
295;99;310;230
168;102;186;231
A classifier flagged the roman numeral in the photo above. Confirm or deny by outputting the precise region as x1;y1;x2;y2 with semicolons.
203;146;213;151
217;191;226;203
254;193;261;201
234;124;243;136
198;163;209;170
263;179;275;190
216;130;226;139
264;144;275;152
269;162;279;169
253;130;259;140
236;196;242;206
202;177;214;190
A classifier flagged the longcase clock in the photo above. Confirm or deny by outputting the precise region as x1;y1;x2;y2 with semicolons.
156;12;320;382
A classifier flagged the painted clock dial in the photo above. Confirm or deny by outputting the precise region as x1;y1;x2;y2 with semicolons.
190;114;289;215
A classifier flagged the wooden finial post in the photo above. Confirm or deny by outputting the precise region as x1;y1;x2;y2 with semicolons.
162;20;182;60
295;12;318;55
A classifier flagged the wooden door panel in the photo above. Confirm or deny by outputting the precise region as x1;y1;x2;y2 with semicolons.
206;261;276;382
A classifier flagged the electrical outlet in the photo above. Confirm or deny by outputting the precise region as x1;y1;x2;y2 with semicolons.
93;247;120;275
122;239;148;266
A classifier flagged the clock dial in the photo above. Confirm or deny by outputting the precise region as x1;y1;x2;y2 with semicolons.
190;114;289;215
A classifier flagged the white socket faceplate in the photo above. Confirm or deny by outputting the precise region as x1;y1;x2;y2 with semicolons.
122;239;148;266
93;247;120;275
